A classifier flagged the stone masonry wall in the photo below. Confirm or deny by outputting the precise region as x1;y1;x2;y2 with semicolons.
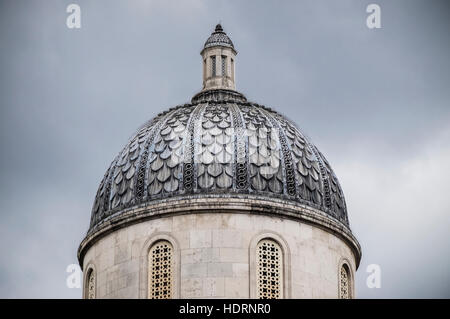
82;212;356;298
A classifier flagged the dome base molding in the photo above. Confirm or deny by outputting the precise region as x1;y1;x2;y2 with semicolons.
78;195;361;269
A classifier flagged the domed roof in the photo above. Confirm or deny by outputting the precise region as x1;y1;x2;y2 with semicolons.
89;90;349;232
203;24;234;50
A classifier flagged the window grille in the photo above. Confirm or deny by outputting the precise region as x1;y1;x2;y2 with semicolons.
340;265;350;299
148;241;173;299
87;270;95;299
256;239;283;299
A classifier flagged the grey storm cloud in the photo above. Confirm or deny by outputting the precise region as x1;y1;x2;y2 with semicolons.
0;0;449;298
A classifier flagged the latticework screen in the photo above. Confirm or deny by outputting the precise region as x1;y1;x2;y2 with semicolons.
256;239;283;299
87;270;95;299
340;265;350;299
148;241;173;299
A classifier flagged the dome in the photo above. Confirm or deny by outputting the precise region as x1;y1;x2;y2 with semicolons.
79;24;361;300
203;24;235;50
89;89;349;233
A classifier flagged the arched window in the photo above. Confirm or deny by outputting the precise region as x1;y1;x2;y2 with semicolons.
256;239;283;299
148;240;173;299
221;55;227;76
203;59;206;80
211;56;216;77
231;58;234;81
86;269;96;299
339;264;351;299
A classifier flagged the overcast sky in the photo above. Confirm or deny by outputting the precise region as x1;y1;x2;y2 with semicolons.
0;0;449;298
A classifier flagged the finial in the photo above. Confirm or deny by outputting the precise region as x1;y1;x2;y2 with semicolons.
215;24;223;32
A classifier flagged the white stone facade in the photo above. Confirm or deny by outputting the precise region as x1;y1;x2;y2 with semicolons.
81;210;358;299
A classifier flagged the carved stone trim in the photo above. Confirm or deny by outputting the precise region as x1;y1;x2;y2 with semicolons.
78;195;361;269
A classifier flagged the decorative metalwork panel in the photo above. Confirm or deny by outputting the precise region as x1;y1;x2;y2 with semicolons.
256;239;282;299
87;270;95;299
230;104;248;190
146;107;193;197
183;104;205;191
148;241;173;299
88;90;350;232
340;265;350;299
197;104;233;190
90;167;109;226
268;111;323;206
241;105;283;194
135;110;177;200
109;118;161;210
261;109;298;197
320;151;348;223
